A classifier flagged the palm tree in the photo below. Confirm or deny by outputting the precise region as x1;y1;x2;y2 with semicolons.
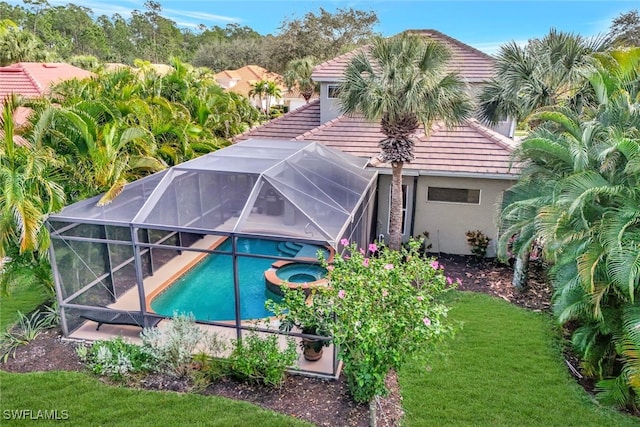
248;80;267;115
283;56;319;103
0;94;65;257
264;80;282;116
497;48;640;410
338;33;472;250
478;29;609;126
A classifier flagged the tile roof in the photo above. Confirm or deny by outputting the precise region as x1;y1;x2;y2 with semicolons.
312;29;496;84
215;65;284;98
297;116;517;175
235;100;322;141
236;104;517;176
0;62;93;101
236;30;517;178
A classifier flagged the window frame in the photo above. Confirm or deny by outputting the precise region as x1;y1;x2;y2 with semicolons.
426;186;481;205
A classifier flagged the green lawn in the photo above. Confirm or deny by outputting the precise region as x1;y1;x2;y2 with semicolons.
399;292;640;426
0;282;49;331
0;370;311;426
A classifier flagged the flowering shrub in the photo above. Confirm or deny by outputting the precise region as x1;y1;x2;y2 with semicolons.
268;238;455;403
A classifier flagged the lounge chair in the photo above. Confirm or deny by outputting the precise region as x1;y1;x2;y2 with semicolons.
79;309;162;331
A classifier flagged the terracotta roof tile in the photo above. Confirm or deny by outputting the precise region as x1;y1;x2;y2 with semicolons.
0;62;93;101
234;100;322;141
312;29;495;83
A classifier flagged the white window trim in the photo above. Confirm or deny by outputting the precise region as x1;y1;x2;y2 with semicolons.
327;84;340;99
387;185;408;235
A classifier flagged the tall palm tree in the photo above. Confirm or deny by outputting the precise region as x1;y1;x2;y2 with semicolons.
338;34;472;250
0;95;65;257
283;56;319;103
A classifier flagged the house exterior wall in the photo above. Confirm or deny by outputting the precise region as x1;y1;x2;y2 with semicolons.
320;83;342;123
411;175;515;257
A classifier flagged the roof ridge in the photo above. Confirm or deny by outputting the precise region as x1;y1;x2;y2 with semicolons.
19;63;45;94
404;29;496;61
466;118;516;151
233;99;320;142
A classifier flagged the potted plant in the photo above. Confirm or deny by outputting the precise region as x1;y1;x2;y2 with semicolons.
266;286;332;361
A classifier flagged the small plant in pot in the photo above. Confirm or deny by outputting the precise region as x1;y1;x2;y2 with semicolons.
266;285;332;361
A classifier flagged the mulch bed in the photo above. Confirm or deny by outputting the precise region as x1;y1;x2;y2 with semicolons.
0;254;563;426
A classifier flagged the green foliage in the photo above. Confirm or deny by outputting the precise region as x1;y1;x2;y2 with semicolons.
77;337;156;381
141;311;226;378
465;229;491;258
1;309;57;362
228;331;298;387
269;239;455;403
327;239;454;403
496;47;640;411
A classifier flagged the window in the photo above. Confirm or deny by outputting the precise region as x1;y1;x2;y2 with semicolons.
387;185;408;234
427;187;480;204
327;85;340;99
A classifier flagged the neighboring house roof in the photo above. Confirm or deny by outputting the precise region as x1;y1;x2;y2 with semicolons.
312;29;495;84
0;62;93;101
215;65;284;98
235;100;322;140
0;62;93;126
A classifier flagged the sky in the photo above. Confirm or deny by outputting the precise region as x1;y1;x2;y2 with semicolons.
5;0;638;54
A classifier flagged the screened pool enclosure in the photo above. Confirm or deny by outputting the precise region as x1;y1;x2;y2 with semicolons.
48;139;377;377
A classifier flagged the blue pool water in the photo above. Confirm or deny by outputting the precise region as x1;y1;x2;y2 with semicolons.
150;238;326;322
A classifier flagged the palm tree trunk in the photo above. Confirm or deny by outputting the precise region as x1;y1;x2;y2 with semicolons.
388;162;403;250
369;399;377;427
512;250;529;291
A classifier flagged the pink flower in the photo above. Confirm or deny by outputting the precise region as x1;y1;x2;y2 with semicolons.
359;248;365;255
417;296;424;301
340;238;349;246
327;265;334;271
456;278;462;286
338;290;346;299
446;276;453;285
362;258;369;267
430;260;439;270
423;317;431;326
384;264;394;270
382;289;388;297
368;243;378;253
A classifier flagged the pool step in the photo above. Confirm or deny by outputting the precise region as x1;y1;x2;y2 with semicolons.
277;241;300;257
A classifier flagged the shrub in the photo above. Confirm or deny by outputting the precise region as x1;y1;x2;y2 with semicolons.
326;239;455;403
76;337;155;381
1;309;57;362
465;230;491;258
228;331;298;387
141;312;225;378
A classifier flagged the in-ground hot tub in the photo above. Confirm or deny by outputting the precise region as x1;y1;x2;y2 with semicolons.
265;261;329;296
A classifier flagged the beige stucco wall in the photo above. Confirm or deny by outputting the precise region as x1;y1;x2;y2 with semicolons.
319;83;342;123
413;176;515;257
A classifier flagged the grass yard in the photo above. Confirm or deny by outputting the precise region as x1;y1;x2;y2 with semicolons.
0;283;49;331
0;370;311;426
400;292;640;427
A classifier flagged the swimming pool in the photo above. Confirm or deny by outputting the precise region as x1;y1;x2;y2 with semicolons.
150;238;328;322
